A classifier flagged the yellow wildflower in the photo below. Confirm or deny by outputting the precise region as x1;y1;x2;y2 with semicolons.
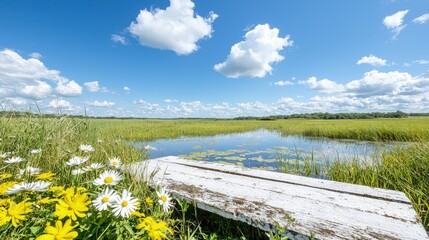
76;187;87;193
36;219;78;240
64;187;75;197
0;198;12;207
0;173;12;180
0;199;32;227
136;216;172;240
145;197;154;206
36;172;56;181
131;211;145;218
54;192;90;221
49;186;65;196
0;181;18;195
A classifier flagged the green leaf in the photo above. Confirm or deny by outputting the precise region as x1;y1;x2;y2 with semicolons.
124;223;135;235
30;226;41;234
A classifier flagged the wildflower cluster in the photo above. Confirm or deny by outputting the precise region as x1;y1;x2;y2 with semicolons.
0;145;173;239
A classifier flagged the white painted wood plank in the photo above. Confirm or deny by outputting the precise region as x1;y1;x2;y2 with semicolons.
127;156;428;240
162;156;410;203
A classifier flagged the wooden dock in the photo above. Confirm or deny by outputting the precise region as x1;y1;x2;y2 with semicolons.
128;156;428;239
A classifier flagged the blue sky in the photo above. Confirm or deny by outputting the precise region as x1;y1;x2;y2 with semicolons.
0;0;428;118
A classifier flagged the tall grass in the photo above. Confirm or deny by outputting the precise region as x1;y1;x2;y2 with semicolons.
92;118;429;142
0;114;280;239
281;143;429;228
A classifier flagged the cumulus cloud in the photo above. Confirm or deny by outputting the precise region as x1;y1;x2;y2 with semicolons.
273;80;294;86
20;81;53;99
128;0;218;55
111;34;127;45
56;80;82;96
123;86;130;92
383;10;409;38
298;77;345;94
5;97;28;106
48;99;74;110
356;55;387;66
413;13;429;24
88;100;115;107
164;99;178;103
29;52;42;59
84;81;100;92
214;24;293;78
0;49;82;100
345;70;422;97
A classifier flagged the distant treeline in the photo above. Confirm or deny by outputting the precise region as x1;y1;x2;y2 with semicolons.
1;110;429;120
234;111;424;120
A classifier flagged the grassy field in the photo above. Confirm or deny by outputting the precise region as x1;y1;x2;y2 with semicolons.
1;115;429;239
93;117;429;229
93;117;429;142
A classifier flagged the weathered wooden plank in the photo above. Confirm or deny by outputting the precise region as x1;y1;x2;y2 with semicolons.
127;156;428;240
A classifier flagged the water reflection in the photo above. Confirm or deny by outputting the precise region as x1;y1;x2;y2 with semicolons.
132;129;401;171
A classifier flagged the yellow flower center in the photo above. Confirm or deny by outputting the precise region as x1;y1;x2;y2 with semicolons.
112;161;117;166
121;200;128;207
104;176;113;183
161;195;167;203
101;197;109;203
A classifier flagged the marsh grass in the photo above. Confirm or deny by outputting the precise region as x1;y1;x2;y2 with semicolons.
281;143;429;229
93;118;429;142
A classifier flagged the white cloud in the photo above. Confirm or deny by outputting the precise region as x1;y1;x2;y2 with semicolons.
164;99;178;103
88;100;115;107
413;13;429;24
128;0;218;55
84;81;100;92
56;80;82;96
298;77;345;94
383;10;409;38
48;99;74;110
0;49;82;100
5;97;28;106
345;70;423;97
123;86;130;92
111;34;127;45
20;81;52;99
273;80;294;86
214;24;293;78
413;59;429;65
356;55;387;66
29;52;42;59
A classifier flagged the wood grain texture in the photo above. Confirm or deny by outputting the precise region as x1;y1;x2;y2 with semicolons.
127;156;428;240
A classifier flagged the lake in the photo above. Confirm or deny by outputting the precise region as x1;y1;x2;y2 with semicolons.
132;129;400;171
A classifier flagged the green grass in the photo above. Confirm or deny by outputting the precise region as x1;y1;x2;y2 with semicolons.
92;117;429;142
2;115;429;238
280;143;429;229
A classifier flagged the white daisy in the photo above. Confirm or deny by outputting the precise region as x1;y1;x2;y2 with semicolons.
83;163;104;171
108;157;122;168
93;188;119;211
157;187;173;212
30;149;42;154
4;156;25;164
111;189;139;218
6;181;51;195
79;144;94;152
0;152;12;158
71;168;87;175
66;156;89;166
93;170;123;186
18;166;41;176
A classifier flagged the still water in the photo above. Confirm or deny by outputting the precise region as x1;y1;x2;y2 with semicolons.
132;129;400;171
